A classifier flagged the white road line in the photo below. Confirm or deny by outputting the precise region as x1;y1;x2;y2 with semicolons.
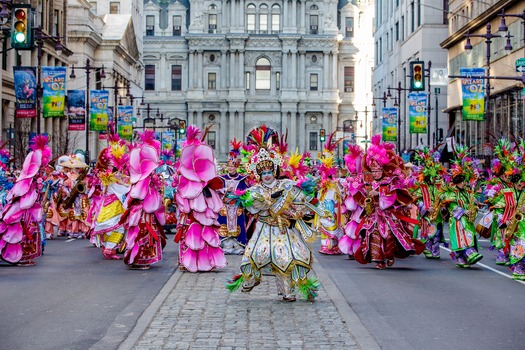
440;244;525;285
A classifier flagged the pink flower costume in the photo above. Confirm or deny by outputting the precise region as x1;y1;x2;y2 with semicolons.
123;131;167;269
338;145;366;258
0;135;52;265
175;125;227;272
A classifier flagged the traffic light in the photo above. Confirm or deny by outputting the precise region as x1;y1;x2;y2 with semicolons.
410;61;425;91
437;128;444;142
319;129;326;142
179;120;186;134
11;5;33;50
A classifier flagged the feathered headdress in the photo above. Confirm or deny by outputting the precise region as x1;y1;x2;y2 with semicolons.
228;138;242;167
344;144;364;174
450;144;479;184
414;146;445;182
30;135;52;166
139;129;161;154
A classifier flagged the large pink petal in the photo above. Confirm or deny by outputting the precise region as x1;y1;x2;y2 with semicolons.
0;239;5;250
2;242;22;263
193;211;214;226
204;189;224;213
20;190;38;209
175;194;190;213
180;145;197;169
185;222;204;250
179;165;201;182
196;248;213;271
140;145;158;162
143;189;161;213
193;144;214;162
3;202;23;224
189;193;207;213
127;243;140;264
202;226;220;247
338;236;352;255
11;178;33;198
139;159;157;181
207;245;227;268
155;206;166;226
194;159;216;182
2;223;23;244
129;149;142;182
180;248;198;272
0;221;7;233
29;203;43;221
126;226;139;248
19;151;41;179
178;177;203;199
130;177;151;200
128;206;143;227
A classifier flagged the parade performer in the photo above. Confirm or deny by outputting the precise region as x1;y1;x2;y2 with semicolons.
42;165;61;239
57;155;90;239
338;145;366;259
354;135;424;269
0;135;52;265
438;145;483;268
123;130;167;269
315;132;344;255
174;125;227;272
226;136;321;302
412;147;447;259
92;131;130;259
0;143;14;212
218;139;249;254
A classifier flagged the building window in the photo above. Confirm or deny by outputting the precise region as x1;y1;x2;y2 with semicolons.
395;21;399;41
345;17;353;37
260;14;268;33
53;10;59;36
247;14;256;33
255;57;271;90
309;132;318;150
208;73;216;90
411;2;414;33
207;131;216;149
145;65;155;90
310;15;318;34
310;74;318;91
173;15;182;36
276;72;280;90
110;1;119;14
171;65;182;91
208;14;217;33
271;4;280;34
344;67;354;93
146;16;155;36
246;72;250;90
89;2;97;14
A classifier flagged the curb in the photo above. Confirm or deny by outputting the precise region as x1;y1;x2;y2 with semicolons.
313;251;381;350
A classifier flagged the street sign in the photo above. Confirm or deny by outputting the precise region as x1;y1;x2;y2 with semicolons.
430;68;448;86
516;58;525;72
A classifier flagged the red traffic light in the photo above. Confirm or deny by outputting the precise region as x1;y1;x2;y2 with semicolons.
14;9;26;20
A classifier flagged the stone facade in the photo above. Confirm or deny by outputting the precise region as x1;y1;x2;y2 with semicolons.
143;0;374;161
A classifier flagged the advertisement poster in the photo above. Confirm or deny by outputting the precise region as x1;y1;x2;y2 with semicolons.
381;107;398;142
460;67;485;121
89;90;109;131
408;92;428;133
98;106;114;140
67;90;86;131
42;66;66;117
13;66;37;118
117;105;133;141
162;131;175;152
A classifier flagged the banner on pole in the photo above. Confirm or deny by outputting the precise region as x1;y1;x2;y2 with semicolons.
117;105;133;141
460;67;485;121
98;106;114;140
382;107;398;142
90;90;109;131
13;66;37;118
162;131;175;152
67;90;86;130
42;66;66;117
408;92;428;134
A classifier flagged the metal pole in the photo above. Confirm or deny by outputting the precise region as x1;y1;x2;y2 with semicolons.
485;23;492;147
397;83;401;152
36;28;41;134
364;106;369;152
85;59;91;164
435;89;439;147
427;60;432;146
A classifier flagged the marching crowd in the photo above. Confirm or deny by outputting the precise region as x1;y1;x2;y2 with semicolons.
1;124;524;303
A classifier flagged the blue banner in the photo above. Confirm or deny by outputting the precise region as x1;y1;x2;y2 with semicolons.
13;66;37;118
382;107;398;142
460;67;485;121
42;66;66;117
67;90;86;130
117;105;133;141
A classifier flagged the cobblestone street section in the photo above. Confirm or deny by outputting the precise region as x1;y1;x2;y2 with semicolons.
129;256;359;350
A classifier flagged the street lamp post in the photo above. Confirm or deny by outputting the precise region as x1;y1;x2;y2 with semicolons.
69;59;106;164
387;82;411;152
34;26;63;134
354;106;371;151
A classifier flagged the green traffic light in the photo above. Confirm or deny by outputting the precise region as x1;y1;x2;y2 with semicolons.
414;81;422;88
14;31;26;43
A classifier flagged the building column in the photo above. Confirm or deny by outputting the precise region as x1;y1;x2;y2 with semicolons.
231;0;236;29
289;112;297;152
230;51;235;88
188;50;194;88
299;51;305;90
298;112;306;151
197;50;203;89
323;52;329;90
221;50;228;89
291;0;297;28
332;52;338;89
291;50;297;89
188;110;194;125
197;110;203;129
237;111;244;139
283;0;288;28
300;0;306;32
240;0;245;28
220;110;228;155
239;50;244;89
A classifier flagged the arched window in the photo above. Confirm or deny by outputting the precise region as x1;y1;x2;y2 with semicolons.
259;4;268;33
271;4;280;34
247;3;256;33
255;57;271;90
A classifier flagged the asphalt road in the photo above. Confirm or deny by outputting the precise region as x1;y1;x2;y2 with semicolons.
315;236;525;350
0;236;178;350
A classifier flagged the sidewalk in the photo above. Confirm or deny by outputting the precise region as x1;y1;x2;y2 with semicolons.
118;254;380;350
